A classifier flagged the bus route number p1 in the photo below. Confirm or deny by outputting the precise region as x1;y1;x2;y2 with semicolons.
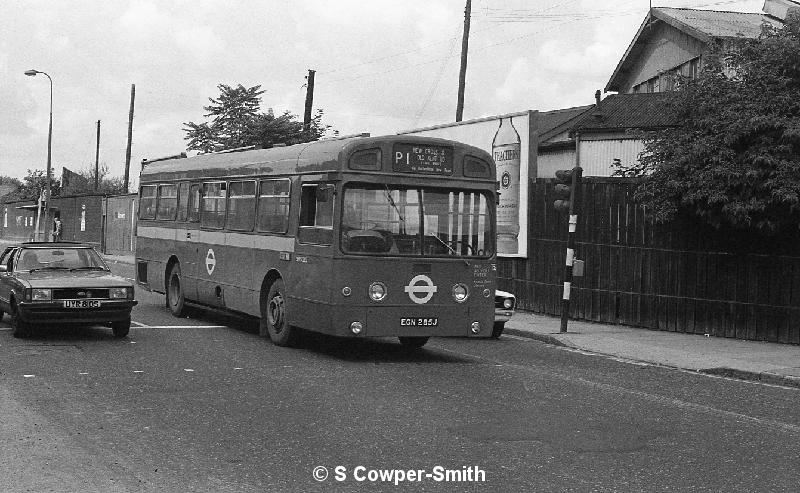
393;144;453;175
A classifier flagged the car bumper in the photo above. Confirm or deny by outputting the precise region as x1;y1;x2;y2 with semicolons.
495;309;514;323
17;300;138;324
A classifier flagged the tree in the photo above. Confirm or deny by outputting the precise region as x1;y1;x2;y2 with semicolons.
615;13;800;234
2;169;60;202
183;83;333;153
75;164;128;195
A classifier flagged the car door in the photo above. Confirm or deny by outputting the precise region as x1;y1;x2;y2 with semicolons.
0;247;18;312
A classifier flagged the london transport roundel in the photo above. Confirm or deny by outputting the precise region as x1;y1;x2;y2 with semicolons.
206;248;216;275
404;274;438;304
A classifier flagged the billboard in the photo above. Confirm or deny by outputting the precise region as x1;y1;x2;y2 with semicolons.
398;110;537;257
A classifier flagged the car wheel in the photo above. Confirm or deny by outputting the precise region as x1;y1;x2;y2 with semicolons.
11;303;30;339
491;322;505;339
261;279;298;347
112;317;131;338
166;263;187;317
398;336;429;349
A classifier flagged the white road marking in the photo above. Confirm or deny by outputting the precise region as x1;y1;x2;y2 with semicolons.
184;369;194;372
140;325;229;329
23;375;34;378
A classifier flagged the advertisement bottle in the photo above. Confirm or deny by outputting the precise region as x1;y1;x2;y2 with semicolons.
492;117;521;254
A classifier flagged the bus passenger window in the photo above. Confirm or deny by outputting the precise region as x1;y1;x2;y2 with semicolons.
257;179;290;233
139;185;157;220
177;182;189;221
226;180;256;231
156;184;178;220
187;184;200;222
201;182;226;229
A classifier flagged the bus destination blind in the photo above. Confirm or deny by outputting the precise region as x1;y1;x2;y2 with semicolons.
393;144;453;175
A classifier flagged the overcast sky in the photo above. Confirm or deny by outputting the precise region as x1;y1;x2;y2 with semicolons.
1;0;765;188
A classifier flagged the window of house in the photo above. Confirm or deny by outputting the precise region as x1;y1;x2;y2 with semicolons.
156;184;178;220
257;179;291;233
226;180;256;231
201;182;226;229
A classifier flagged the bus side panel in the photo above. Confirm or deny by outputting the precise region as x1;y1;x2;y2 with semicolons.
285;243;333;332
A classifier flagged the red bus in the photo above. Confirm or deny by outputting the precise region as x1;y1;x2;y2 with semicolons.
135;134;497;348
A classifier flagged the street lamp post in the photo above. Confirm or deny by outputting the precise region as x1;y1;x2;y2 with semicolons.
24;69;53;242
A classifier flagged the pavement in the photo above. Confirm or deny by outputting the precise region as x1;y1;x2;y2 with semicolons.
17;244;800;389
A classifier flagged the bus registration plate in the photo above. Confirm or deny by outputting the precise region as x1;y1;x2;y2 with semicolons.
400;317;438;327
64;300;101;309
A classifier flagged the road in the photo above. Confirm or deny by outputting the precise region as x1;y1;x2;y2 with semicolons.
0;262;798;492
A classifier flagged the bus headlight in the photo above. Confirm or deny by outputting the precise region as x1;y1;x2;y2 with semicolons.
452;283;469;303
470;321;481;334
350;321;364;334
369;282;387;302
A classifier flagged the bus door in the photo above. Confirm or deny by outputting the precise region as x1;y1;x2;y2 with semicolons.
288;182;335;329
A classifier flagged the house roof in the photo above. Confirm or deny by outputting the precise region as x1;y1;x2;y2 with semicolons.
570;93;679;134
537;105;594;142
605;7;782;92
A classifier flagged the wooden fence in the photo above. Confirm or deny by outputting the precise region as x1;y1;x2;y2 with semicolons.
497;178;800;344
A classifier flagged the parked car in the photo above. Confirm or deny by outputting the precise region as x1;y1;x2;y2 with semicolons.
0;242;137;338
493;289;516;338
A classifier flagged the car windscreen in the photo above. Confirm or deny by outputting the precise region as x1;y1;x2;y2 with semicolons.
17;248;109;272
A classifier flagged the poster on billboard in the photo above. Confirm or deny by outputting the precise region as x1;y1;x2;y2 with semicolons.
398;110;536;258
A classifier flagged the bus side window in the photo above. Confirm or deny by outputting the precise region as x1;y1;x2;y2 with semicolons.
201;182;226;229
257;179;290;233
139;185;157;220
298;183;333;245
187;183;200;222
177;182;190;222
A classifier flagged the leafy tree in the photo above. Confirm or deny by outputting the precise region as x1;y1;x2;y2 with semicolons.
615;13;800;234
183;83;333;153
2;169;60;202
74;164;128;195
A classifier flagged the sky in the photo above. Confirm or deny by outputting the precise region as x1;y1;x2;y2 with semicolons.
1;0;767;189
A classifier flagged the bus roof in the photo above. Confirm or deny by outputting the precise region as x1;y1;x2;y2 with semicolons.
139;134;494;182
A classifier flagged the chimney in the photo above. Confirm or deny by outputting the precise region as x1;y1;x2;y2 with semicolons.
592;90;604;120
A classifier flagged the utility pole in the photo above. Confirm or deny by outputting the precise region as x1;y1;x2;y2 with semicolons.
124;84;135;193
455;0;471;122
95;120;100;191
303;69;316;138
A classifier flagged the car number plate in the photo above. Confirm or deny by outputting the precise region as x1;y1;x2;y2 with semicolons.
399;317;438;327
63;300;101;309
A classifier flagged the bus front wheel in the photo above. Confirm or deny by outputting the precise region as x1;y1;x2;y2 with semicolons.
166;263;187;317
262;279;298;347
398;336;429;349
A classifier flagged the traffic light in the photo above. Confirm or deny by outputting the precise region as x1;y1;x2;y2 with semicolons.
553;166;582;213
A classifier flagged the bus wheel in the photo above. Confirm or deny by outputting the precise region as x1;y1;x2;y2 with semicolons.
491;322;505;339
262;279;298;347
166;263;187;317
398;336;429;349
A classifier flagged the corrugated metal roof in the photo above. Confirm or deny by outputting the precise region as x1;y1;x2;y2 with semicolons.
538;105;594;141
654;7;782;39
571;93;679;133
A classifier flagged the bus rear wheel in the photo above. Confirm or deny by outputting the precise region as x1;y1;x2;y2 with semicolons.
166;263;187;317
262;279;298;347
398;336;429;349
